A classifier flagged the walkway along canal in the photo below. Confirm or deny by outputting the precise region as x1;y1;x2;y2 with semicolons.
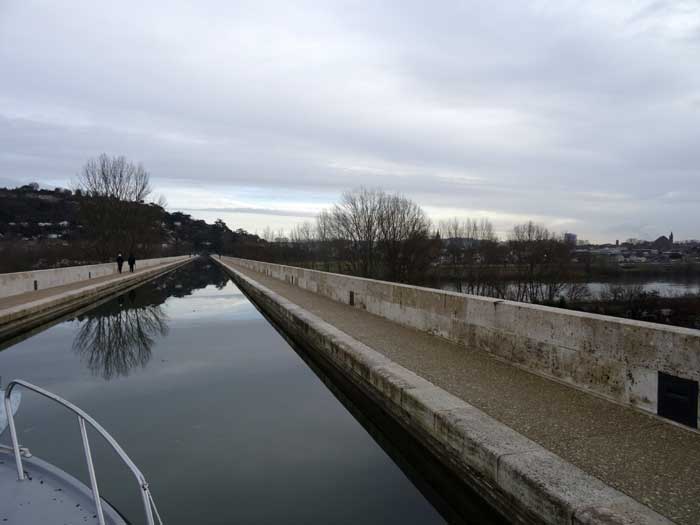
214;256;699;525
0;258;504;524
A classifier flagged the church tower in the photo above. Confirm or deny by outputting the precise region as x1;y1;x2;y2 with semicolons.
669;232;674;244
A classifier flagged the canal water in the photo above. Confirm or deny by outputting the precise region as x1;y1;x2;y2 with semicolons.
0;259;503;524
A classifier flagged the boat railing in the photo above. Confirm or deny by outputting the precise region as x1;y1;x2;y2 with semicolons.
3;379;163;525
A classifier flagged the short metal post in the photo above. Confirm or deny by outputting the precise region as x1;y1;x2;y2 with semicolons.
78;416;106;525
140;483;155;525
4;392;24;480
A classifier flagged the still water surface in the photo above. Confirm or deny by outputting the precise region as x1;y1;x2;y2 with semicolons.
440;277;700;298
0;261;462;524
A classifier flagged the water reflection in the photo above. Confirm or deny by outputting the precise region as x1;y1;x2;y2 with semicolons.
0;259;449;525
72;259;228;379
73;292;168;380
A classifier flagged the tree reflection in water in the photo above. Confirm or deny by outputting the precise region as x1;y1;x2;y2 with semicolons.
72;259;228;380
73;291;168;380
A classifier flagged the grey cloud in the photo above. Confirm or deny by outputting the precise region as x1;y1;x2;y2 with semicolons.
1;1;699;242
180;207;317;218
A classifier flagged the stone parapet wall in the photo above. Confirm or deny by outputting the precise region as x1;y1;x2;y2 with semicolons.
215;256;671;525
0;256;190;299
223;256;700;426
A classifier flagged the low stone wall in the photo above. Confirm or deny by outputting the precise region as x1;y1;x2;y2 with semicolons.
215;257;670;525
0;256;192;342
0;256;190;299
222;257;700;426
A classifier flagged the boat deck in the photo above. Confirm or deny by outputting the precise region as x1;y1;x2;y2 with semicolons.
0;449;125;524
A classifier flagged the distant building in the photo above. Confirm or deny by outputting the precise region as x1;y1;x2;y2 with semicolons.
652;235;672;251
564;232;577;245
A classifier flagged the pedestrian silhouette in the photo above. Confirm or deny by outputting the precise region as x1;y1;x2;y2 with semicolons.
116;253;124;274
128;253;136;273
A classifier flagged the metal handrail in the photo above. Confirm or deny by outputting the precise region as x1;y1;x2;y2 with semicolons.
3;379;163;525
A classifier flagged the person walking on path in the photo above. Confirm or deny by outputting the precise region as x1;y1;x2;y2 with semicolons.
116;253;124;274
128;253;136;273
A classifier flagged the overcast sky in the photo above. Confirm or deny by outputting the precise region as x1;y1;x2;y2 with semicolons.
1;1;699;242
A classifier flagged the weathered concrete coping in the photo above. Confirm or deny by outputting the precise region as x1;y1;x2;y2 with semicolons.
222;257;700;427
215;257;672;525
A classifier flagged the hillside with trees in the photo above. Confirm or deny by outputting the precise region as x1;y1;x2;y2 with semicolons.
0;154;263;272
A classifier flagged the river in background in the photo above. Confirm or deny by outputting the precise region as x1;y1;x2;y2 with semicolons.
585;278;700;297
439;275;700;298
0;259;503;525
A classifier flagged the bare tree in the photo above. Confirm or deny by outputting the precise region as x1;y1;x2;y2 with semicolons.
76;154;152;202
437;217;501;294
438;218;466;239
255;189;440;281
290;221;316;266
290;221;314;243
73;299;168;380
261;226;275;242
378;194;432;281
315;210;334;270
438;218;466;266
74;154;160;259
508;222;575;303
330;188;386;277
315;210;332;241
508;221;548;301
474;218;496;242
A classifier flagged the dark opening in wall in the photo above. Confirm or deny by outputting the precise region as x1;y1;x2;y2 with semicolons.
658;372;698;428
349;291;355;306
